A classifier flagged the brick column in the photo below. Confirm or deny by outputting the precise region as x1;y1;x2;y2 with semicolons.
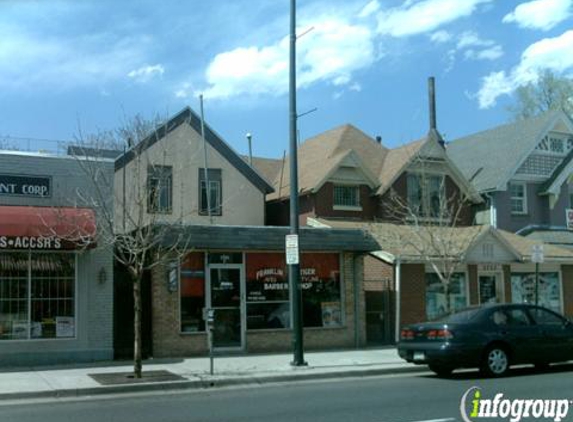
468;265;478;305
503;264;512;303
400;264;426;325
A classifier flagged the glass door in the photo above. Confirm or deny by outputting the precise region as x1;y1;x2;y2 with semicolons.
479;274;504;304
208;265;244;350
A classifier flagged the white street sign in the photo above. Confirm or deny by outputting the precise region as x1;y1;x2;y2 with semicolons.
531;244;544;264
567;209;573;230
285;234;299;265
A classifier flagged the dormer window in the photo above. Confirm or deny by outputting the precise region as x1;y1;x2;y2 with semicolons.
333;185;361;210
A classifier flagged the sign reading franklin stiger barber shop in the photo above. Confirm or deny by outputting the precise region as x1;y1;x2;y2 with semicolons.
0;174;51;198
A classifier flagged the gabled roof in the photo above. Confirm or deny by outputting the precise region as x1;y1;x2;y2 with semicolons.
448;110;571;192
260;123;481;203
265;124;388;201
312;218;573;262
115;107;275;194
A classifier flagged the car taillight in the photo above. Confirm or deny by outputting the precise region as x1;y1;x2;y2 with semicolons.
427;329;454;340
400;329;414;340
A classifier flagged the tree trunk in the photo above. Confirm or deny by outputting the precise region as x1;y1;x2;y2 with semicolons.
133;274;143;379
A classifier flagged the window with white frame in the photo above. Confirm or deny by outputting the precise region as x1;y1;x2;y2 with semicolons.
199;168;222;216
407;173;445;218
333;185;360;208
509;182;527;214
147;165;172;213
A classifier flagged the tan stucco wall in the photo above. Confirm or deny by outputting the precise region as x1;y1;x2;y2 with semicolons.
114;123;265;231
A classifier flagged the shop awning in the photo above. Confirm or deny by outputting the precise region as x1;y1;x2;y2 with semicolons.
0;206;97;250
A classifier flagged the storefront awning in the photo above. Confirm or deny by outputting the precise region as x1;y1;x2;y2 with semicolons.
0;206;97;250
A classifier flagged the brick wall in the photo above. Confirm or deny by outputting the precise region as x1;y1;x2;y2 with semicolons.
468;265;478;305
363;255;394;291
399;263;426;326
151;252;365;358
503;265;512;303
562;265;573;317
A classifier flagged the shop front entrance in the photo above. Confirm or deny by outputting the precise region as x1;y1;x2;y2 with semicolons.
478;273;504;304
207;264;245;351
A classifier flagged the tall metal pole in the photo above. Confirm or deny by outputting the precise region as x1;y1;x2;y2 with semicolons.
289;0;305;366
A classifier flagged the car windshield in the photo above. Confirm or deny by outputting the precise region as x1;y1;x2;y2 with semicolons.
439;308;481;323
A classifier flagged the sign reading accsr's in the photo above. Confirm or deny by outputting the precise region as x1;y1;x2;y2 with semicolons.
0;174;51;198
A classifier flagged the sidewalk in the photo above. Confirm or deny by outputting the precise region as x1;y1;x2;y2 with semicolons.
0;348;425;401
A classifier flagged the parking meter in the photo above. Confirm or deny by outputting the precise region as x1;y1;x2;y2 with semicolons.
203;308;215;375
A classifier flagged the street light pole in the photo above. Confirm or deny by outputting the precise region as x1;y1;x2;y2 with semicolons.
289;0;305;366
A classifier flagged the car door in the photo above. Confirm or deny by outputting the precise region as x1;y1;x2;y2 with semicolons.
527;307;573;363
488;308;537;364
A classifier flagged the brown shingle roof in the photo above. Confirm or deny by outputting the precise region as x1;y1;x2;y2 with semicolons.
315;218;573;262
267;124;391;201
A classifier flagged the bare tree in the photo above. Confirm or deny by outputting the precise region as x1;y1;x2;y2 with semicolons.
69;116;194;378
380;153;482;318
508;69;573;120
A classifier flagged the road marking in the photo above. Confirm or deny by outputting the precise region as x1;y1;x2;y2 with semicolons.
400;418;455;422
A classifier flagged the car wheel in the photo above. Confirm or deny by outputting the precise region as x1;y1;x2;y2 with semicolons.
481;345;510;377
428;364;453;378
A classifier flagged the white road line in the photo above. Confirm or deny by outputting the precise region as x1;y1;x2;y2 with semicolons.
400;418;456;422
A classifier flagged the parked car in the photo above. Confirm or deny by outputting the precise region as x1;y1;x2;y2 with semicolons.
397;304;573;377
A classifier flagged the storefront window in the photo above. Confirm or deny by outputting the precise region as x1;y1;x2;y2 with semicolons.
425;273;467;321
0;252;75;340
246;253;290;329
300;253;342;328
245;253;342;330
511;272;561;313
180;252;206;333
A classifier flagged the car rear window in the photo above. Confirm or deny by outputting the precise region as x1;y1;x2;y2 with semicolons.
441;308;480;323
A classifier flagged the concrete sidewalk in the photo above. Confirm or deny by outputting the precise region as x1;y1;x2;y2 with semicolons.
0;348;425;401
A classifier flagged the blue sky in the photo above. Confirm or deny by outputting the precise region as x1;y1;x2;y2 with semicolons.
1;0;572;158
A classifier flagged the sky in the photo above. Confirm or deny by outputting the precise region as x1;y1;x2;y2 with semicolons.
1;0;572;158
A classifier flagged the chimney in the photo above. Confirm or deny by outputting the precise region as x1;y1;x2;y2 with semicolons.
428;76;437;131
375;135;382;145
428;76;445;147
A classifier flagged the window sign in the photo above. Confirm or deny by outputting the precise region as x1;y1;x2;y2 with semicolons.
0;174;51;198
425;273;467;320
511;272;561;313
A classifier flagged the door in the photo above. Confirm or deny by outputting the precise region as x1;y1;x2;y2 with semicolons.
479;274;504;304
528;307;573;362
208;265;245;350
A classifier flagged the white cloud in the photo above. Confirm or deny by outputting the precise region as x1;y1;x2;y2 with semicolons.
375;0;492;37
477;30;573;108
127;64;165;83
457;31;495;49
464;45;504;61
0;26;151;91
430;30;452;43
358;0;380;18
192;16;377;100
503;0;572;31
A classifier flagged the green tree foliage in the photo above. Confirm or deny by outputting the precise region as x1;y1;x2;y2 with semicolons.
508;70;573;120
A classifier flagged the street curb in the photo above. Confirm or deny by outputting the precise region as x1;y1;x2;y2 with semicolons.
0;365;427;402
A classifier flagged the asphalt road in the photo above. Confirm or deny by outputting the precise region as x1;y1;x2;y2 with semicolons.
2;365;573;422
